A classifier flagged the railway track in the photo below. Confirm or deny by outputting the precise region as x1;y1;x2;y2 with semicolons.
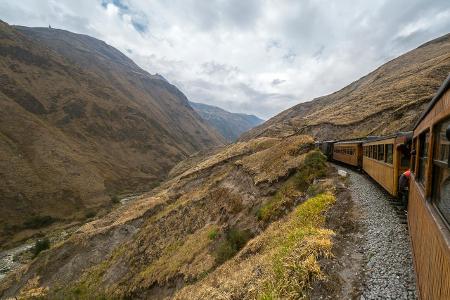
333;163;417;299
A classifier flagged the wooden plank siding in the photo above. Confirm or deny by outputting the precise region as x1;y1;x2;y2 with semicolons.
363;138;397;196
409;79;450;299
409;178;450;299
363;158;395;195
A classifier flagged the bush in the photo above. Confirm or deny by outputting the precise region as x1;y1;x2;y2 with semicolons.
32;238;50;257
291;150;327;192
208;228;218;240
306;183;325;197
85;211;96;219
215;228;252;264
23;215;56;229
111;195;120;204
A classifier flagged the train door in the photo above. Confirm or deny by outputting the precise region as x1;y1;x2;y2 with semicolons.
395;138;411;196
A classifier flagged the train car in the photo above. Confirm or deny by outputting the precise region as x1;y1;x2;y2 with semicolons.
332;140;364;167
362;132;412;196
316;140;335;160
408;74;450;299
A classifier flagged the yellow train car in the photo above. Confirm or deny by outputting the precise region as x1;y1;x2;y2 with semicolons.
362;132;412;196
332;140;363;167
408;74;450;299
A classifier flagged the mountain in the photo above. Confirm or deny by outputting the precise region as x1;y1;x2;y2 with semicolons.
2;28;450;300
0;135;332;299
240;33;450;141
189;101;264;142
0;21;224;246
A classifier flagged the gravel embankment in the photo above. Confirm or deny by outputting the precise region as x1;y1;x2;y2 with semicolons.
335;164;417;300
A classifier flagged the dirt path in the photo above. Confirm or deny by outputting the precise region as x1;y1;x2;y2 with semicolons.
335;164;417;299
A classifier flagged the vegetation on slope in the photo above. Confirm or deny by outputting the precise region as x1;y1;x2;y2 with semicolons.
0;134;339;300
259;193;335;299
173;191;337;300
257;150;328;222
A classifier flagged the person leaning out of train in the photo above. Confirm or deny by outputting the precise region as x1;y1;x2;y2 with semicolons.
398;169;411;206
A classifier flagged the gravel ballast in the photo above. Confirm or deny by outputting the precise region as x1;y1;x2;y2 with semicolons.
335;164;417;300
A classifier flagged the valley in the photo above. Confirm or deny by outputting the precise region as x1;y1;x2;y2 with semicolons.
0;10;450;300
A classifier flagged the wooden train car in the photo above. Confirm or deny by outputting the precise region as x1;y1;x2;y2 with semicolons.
408;74;450;299
332;140;364;167
315;140;335;160
362;132;412;196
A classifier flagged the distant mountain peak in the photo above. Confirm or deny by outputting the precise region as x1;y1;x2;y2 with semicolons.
189;101;264;142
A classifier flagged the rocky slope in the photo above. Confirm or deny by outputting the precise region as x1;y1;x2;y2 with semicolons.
190;101;264;142
241;33;450;141
0;21;224;246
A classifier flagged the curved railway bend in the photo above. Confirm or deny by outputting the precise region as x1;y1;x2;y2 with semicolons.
333;164;417;300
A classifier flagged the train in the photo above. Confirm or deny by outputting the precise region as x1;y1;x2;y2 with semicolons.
315;74;450;299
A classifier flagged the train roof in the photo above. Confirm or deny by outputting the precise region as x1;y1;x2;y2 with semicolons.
362;131;412;144
334;139;365;145
414;73;450;129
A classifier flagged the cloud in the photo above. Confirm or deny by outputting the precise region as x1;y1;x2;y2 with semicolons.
0;0;449;119
271;79;286;86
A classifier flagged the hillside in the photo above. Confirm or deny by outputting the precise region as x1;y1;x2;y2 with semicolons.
0;135;349;299
2;25;449;300
190;101;264;142
0;21;224;246
241;33;450;141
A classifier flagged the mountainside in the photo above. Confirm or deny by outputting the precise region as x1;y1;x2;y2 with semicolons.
1;135;343;299
190;101;264;142
241;33;450;141
2;26;450;300
0;21;224;246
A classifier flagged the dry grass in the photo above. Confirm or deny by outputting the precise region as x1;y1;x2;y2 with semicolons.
257;150;328;222
179;137;279;179
173;193;336;300
136;224;216;287
236;135;314;184
259;193;335;299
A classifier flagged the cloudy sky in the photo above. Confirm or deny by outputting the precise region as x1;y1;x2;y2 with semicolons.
1;0;449;119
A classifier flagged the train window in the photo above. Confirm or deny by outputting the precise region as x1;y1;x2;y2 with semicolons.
418;131;430;187
432;118;450;225
373;145;378;160
400;146;410;168
378;144;384;161
385;144;393;164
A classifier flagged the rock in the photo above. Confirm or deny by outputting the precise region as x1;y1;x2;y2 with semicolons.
338;170;348;177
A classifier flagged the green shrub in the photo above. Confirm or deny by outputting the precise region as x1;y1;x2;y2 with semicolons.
208;228;218;240
215;228;252;264
23;215;56;229
32;238;50;257
306;183;325;197
291;150;327;192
